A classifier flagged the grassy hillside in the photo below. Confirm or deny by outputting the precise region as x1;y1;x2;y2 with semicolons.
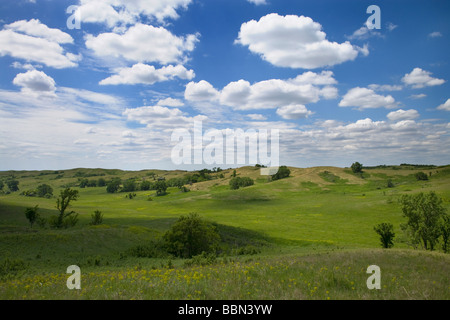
0;165;449;299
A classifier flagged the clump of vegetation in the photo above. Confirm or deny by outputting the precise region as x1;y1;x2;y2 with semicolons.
24;205;39;228
351;162;363;174
415;171;428;181
229;177;254;190
155;180;168;196
271;166;291;181
374;223;395;248
126;240;168;259
90;210;104;226
36;184;53;198
106;178;122;193
183;252;217;267
400;191;448;251
163;213;220;258
387;179;394;188
0;258;27;280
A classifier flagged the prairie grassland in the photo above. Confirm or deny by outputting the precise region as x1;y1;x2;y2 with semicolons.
0;165;449;299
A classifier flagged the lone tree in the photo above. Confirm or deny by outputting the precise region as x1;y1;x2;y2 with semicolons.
106;178;121;193
351;162;363;174
400;191;447;251
55;188;79;229
374;223;395;248
24;205;39;228
155;180;168;196
163;213;220;258
271;166;291;181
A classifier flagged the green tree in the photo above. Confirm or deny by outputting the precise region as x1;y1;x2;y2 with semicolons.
7;180;19;192
0;180;4;191
36;184;53;198
106;178;121;193
140;180;152;191
441;215;450;253
54;188;79;229
400;192;447;251
122;179;137;192
374;223;395;248
163;213;220;258
351;162;363;174
272;166;291;181
24;205;39;228
97;178;106;187
232;170;237;177
155;180;167;196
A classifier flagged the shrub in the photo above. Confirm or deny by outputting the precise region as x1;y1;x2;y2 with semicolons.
126;241;167;258
106;178;121;193
183;252;217;267
36;184;53;198
374;223;395;248
351;162;363;174
6;179;19;192
387;179;394;188
415;172;428;181
24;205;39;228
229;177;254;190
122;180;137;192
90;210;103;226
271;166;291;181
163;213;220;258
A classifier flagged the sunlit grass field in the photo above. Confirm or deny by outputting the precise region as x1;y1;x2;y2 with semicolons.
0;165;449;299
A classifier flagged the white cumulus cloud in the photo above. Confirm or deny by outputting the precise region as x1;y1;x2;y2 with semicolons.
437;99;450;111
387;109;420;121
339;87;397;110
85;23;199;65
402;68;446;89
13;70;56;96
100;63;194;85
236;13;360;69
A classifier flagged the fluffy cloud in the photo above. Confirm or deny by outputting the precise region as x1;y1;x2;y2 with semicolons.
236;13;360;69
76;0;192;26
402;68;446;89
85;23;199;65
123;105;207;129
339;87;397;110
99;63;194;85
185;80;220;102
0;28;79;69
276;104;313;120
157;98;185;107
13;70;56;96
387;109;420;121
5;19;73;44
437;99;450;111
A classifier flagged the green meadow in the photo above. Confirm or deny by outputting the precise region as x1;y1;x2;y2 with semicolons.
0;165;449;300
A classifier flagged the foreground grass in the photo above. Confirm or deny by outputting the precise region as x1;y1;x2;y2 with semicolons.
1;249;448;300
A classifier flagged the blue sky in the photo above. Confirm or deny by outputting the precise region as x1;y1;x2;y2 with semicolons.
0;0;449;170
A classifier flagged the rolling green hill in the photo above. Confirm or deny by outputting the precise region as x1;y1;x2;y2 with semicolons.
0;165;449;299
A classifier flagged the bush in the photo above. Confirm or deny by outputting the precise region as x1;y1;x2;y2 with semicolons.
140;180;152;191
229;177;254;190
374;223;395;248
122;180;137;192
90;210;103;226
126;241;168;258
387;179;394;188
183;252;217;267
351;162;363;174
24;205;39;228
6;179;19;192
415;172;428;181
163;213;220;258
106;178;121;193
36;184;53;198
271;166;291;181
